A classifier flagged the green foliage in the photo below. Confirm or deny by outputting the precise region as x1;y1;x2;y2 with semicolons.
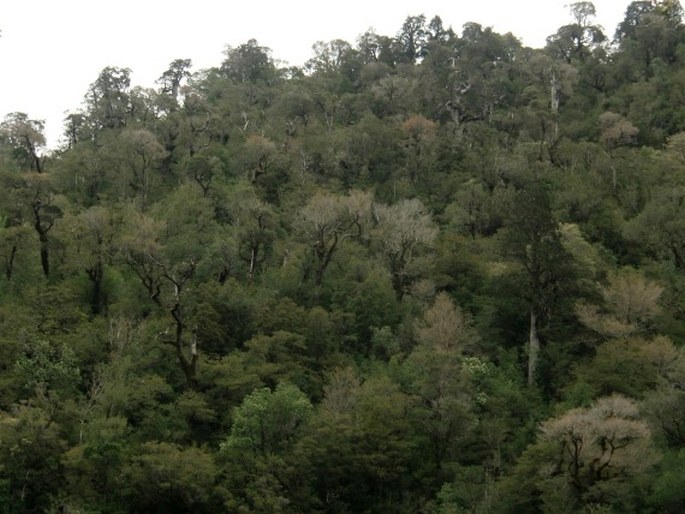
647;449;685;512
295;369;416;511
496;395;659;513
573;336;680;398
221;382;313;456
0;404;67;511
2;5;685;511
121;441;218;513
15;339;81;395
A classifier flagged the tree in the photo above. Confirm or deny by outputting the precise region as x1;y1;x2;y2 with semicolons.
405;293;478;471
501;182;574;386
374;197;437;300
545;2;606;63
241;134;277;184
0;404;67;511
4;172;63;276
442;23;521;131
157;58;192;112
498;395;659;512
305;39;357;79
0;112;46;172
539;395;659;504
357;29;398;66
599;111;638;147
67;206;118;314
445;182;509;238
233;195;275;285
118;206;204;388
122;442;218;513
397;14;427;63
575;268;663;339
642;343;685;446
415;292;477;353
184;155;219;196
220;382;313;456
370;74;416;117
575;335;681;398
401;114;437;184
85;66;132;132
624;186;685;271
299;190;373;287
295;369;415;511
119;128;167;204
0;212;29;281
14;338;81;397
598;111;639;189
614;1;685;79
426;15;454;44
221;39;277;84
616;1;684;44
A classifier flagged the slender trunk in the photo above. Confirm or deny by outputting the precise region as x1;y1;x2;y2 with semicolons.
390;255;406;301
5;245;17;280
314;233;338;287
248;247;256;285
32;205;52;276
550;70;560;113
314;264;325;287
31;147;43;173
87;260;104;315
171;301;197;389
39;236;50;276
161;135;177;177
392;271;405;301
217;265;229;284
23;135;42;173
670;244;684;271
528;309;540;387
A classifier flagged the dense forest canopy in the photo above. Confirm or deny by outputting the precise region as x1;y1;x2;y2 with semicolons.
1;1;685;512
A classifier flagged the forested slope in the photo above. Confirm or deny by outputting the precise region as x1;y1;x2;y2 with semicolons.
1;1;685;512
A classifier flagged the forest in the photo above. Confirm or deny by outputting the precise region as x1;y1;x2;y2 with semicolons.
1;1;684;512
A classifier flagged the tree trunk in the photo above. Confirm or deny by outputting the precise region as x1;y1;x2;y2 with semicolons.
87;261;104;315
392;271;405;301
30;147;43;173
39;237;50;276
670;244;684;271
5;245;17;280
23;135;43;173
171;302;197;390
32;205;52;277
550;71;560;113
528;310;541;387
314;233;338;287
248;247;257;285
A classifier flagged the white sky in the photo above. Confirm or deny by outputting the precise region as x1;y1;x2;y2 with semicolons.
1;0;631;149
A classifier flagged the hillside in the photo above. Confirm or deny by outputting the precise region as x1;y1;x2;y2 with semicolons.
1;2;684;512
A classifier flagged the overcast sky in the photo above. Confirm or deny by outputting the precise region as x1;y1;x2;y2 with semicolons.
1;0;631;148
